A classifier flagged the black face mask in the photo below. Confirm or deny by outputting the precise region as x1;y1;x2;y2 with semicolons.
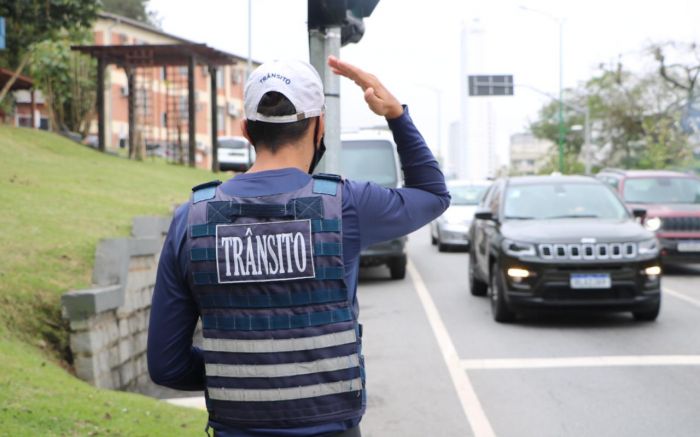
308;118;326;174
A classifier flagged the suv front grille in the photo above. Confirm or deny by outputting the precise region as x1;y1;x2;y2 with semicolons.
662;217;700;232
539;243;637;260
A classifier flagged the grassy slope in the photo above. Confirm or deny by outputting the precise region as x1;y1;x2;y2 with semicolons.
0;125;212;434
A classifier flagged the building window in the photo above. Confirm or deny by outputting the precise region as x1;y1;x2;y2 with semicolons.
231;69;242;85
216;69;224;89
161;67;167;81
162;112;167;127
217;105;225;130
118;33;128;45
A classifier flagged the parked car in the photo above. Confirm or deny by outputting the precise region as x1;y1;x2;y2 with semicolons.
218;136;255;172
341;130;407;280
431;180;490;251
468;175;661;323
597;169;700;264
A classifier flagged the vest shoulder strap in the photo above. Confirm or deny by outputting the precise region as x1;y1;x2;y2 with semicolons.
192;180;222;203
312;173;342;196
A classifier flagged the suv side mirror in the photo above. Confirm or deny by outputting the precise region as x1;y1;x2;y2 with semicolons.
474;209;495;221
632;208;647;219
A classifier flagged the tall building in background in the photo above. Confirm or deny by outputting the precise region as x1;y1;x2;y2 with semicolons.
509;132;552;175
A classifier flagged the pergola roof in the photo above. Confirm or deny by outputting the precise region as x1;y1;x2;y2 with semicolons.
0;67;34;90
71;43;239;67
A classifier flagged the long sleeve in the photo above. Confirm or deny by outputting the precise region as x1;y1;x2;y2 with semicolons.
147;203;205;391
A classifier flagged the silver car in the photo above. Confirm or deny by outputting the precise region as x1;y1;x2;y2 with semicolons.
431;180;491;251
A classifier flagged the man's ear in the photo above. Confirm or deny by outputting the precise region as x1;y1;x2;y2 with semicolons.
241;119;253;144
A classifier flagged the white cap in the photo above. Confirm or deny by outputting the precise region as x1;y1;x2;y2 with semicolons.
244;59;325;123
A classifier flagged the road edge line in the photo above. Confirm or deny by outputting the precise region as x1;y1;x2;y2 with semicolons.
407;260;496;437
664;286;700;309
460;355;700;370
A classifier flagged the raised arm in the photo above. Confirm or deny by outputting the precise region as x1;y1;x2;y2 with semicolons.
329;56;450;248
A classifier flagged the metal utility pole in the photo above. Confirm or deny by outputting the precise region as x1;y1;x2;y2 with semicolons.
247;0;252;80
519;5;565;172
309;27;342;174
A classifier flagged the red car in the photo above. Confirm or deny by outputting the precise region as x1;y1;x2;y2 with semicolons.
597;169;700;264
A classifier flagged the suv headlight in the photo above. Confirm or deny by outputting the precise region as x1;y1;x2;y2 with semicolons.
638;238;660;257
644;217;662;232
502;239;537;257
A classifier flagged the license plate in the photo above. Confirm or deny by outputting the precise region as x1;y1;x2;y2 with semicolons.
677;241;700;252
570;273;611;289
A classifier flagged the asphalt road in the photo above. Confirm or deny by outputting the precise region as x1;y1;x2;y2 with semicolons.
358;226;700;437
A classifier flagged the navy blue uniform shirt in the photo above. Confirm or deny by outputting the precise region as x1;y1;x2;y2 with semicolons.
148;107;450;436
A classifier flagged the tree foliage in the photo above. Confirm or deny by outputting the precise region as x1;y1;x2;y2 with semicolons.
101;0;160;27
529;44;697;172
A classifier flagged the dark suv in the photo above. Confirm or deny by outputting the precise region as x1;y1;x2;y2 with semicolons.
597;169;700;264
468;175;662;323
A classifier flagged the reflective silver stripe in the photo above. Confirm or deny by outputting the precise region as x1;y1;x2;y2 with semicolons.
202;329;357;353
206;354;360;378
208;377;363;402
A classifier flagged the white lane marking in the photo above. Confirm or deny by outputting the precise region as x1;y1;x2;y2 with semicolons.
461;355;700;370
664;286;700;309
164;396;206;410
407;260;496;437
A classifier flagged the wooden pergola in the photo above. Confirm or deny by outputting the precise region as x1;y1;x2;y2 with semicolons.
72;43;239;170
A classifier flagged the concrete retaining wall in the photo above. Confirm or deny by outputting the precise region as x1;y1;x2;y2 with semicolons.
61;216;171;390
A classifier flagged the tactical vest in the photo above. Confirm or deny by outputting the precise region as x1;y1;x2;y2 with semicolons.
185;174;365;429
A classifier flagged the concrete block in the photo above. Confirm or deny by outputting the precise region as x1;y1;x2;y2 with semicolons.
111;369;122;389
92;238;130;286
132;216;171;239
73;355;97;382
134;353;147;376
70;331;98;355
120;360;135;386
134;331;148;354
118;339;132;364
94;371;115;390
119;317;130;338
107;344;120;367
61;285;123;320
129;238;161;258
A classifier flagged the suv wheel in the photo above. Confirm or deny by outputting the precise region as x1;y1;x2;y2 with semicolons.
490;264;516;323
389;255;407;280
431;232;437;245
632;299;661;322
468;253;488;296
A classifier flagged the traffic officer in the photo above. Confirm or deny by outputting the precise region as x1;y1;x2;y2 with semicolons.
147;56;450;437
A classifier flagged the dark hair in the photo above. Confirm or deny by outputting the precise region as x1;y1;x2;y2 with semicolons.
246;92;312;153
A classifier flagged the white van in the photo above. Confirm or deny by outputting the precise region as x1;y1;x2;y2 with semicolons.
218;136;255;172
341;130;407;279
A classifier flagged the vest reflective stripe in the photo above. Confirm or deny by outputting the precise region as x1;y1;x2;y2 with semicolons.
202;307;353;331
205;354;360;378
199;288;348;309
190;218;341;238
202;329;357;353
208;378;363;402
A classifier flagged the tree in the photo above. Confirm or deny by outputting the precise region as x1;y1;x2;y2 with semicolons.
29;29;96;135
0;0;99;104
101;0;161;27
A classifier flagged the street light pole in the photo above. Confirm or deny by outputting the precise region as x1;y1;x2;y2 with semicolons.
519;5;565;172
557;19;564;173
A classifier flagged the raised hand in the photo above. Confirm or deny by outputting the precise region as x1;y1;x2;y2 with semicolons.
328;55;404;120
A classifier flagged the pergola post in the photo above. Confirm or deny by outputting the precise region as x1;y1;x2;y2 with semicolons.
96;57;106;152
209;65;219;173
30;88;36;129
126;66;135;159
187;55;196;167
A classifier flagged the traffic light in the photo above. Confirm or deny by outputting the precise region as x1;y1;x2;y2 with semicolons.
308;0;380;46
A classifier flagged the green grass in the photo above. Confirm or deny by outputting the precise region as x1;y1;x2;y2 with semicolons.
0;125;213;434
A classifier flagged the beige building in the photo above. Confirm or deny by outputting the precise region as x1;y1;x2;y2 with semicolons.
509;133;553;175
92;13;258;168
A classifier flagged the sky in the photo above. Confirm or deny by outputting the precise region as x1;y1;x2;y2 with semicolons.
149;0;700;167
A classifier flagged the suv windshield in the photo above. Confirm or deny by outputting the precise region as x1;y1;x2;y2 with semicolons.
504;182;629;220
219;138;248;149
449;184;489;205
623;177;700;204
341;140;398;188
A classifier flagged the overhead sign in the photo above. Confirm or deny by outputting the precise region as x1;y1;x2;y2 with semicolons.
468;75;514;96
